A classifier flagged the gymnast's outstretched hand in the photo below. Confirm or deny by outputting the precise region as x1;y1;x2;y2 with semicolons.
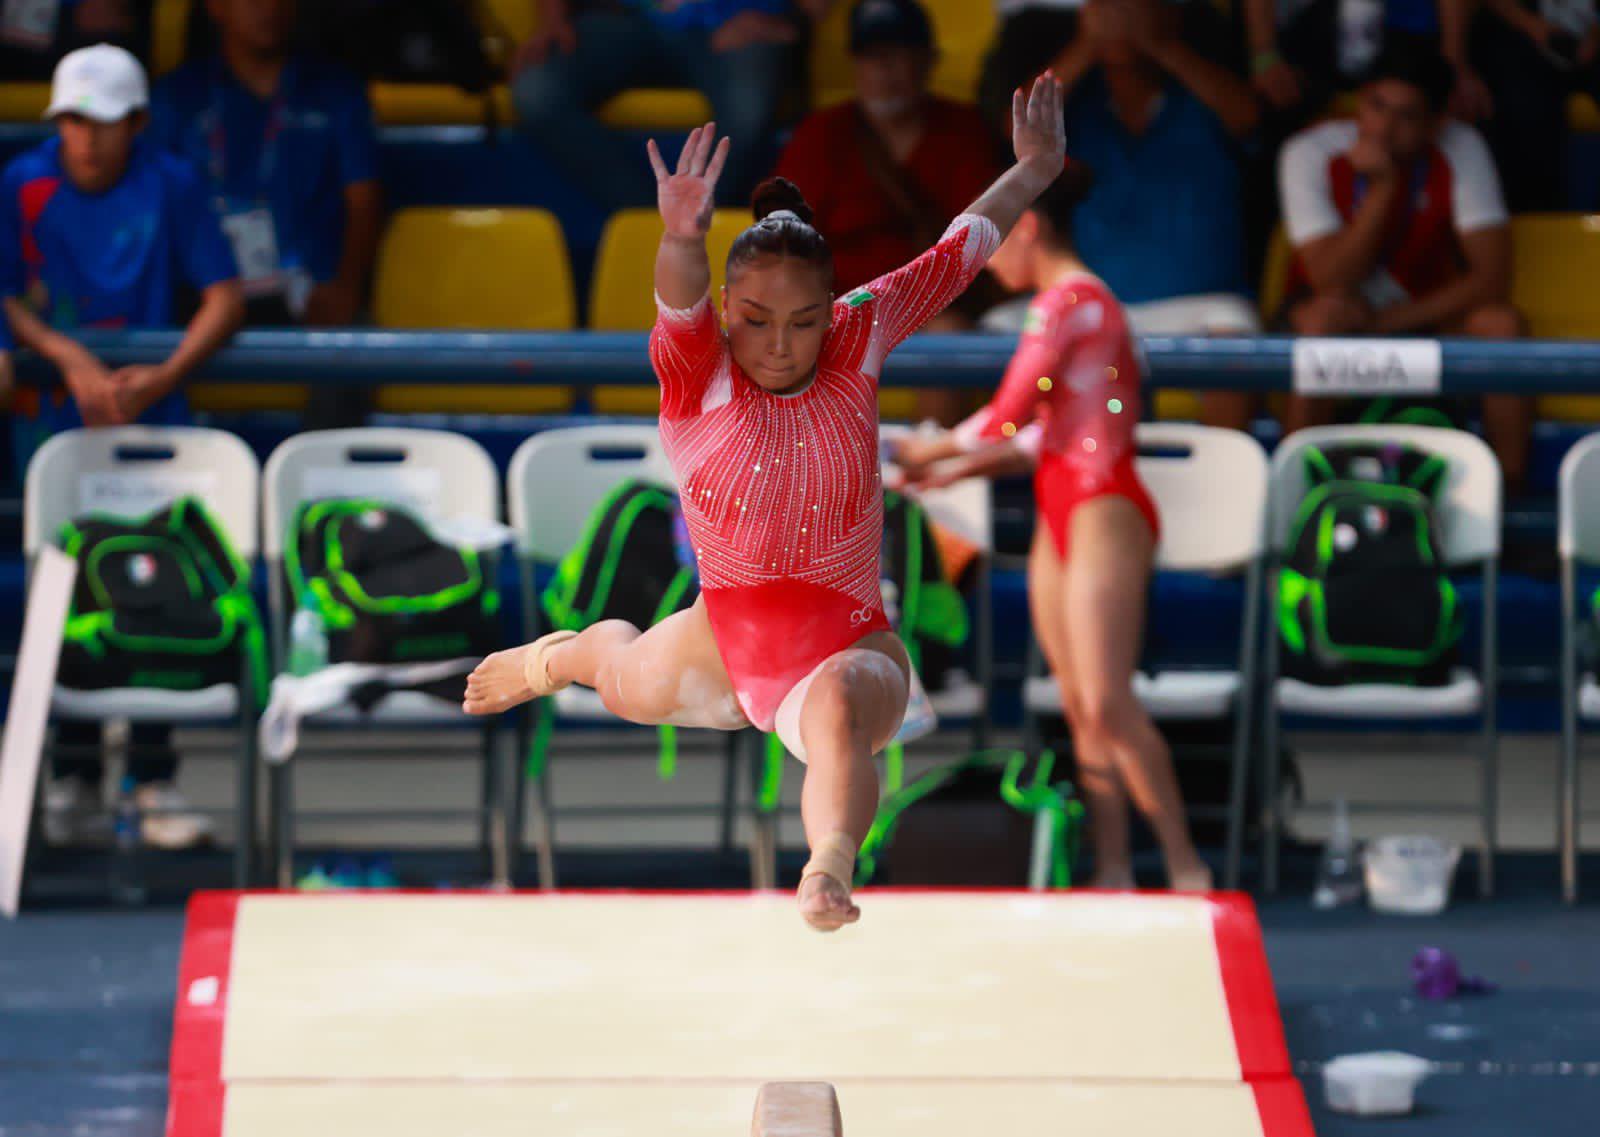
648;123;731;309
648;123;731;241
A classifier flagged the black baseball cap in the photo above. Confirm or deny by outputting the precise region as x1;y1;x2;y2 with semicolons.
849;0;934;54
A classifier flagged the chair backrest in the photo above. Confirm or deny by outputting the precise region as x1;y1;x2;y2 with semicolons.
1511;213;1600;339
1258;225;1293;324
1559;430;1600;561
879;424;992;552
24;426;260;558
508;424;673;561
588;208;749;331
1267;424;1502;564
374;207;576;330
1135;423;1267;573
261;428;500;559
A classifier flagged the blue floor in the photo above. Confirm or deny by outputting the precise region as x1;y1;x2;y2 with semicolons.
4;851;1600;1135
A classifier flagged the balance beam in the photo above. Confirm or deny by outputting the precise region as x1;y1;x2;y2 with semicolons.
752;1083;843;1136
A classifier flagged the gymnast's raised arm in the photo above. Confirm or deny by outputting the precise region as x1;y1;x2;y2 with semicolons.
647;124;731;310
965;74;1068;246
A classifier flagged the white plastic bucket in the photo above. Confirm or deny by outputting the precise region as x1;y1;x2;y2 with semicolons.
1324;1051;1434;1115
1364;835;1461;914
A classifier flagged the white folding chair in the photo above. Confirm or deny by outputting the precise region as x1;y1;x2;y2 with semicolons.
1262;424;1502;895
880;424;995;744
1019;424;1268;888
261;428;510;887
508;425;772;887
1557;433;1600;903
24;426;263;885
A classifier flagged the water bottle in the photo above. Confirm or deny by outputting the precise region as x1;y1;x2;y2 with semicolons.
1337;0;1384;78
109;776;147;906
288;605;328;676
1313;797;1364;909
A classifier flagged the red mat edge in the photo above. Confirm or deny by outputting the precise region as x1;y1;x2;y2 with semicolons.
166;888;1294;1136
1209;893;1294;1080
1252;1078;1318;1137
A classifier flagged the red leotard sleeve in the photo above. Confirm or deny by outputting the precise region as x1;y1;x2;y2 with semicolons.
648;292;729;420
854;213;1001;354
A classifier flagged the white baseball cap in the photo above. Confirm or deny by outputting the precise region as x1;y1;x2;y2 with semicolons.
45;44;149;123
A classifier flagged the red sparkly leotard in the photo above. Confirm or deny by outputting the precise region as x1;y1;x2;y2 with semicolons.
650;214;1000;731
958;271;1159;557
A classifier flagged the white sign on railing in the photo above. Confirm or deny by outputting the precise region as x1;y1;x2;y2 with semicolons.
1292;338;1443;396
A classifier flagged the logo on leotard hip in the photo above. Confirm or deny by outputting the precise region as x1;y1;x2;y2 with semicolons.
849;607;878;626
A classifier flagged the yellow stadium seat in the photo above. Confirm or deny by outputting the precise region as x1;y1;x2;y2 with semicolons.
0;84;48;122
480;0;539;45
1571;93;1600;132
811;0;995;108
588;208;748;413
151;0;191;76
370;83;495;126
374;207;577;413
1258;225;1293;325
480;1;713;130
1511;213;1600;422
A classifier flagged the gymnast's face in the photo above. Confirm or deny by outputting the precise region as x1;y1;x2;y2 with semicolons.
723;256;833;394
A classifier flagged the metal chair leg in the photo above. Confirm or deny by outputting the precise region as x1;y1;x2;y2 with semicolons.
1225;560;1262;890
486;724;511;890
270;760;294;889
719;730;740;854
235;703;258;888
531;757;557;889
1478;558;1499;899
746;731;777;890
1561;556;1581;905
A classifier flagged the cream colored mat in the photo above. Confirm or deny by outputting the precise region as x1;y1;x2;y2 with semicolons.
216;1081;1271;1137
222;892;1243;1083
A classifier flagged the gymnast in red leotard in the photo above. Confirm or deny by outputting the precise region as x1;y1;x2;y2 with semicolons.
890;166;1212;892
466;77;1069;931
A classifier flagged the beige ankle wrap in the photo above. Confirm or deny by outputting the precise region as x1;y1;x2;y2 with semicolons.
801;833;858;891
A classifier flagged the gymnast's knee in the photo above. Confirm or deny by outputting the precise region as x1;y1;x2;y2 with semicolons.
1071;685;1144;748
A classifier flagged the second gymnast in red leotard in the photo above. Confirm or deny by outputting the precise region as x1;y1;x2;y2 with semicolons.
891;167;1212;892
466;77;1070;931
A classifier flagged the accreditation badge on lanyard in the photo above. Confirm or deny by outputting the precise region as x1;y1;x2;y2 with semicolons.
208;67;293;298
0;0;59;48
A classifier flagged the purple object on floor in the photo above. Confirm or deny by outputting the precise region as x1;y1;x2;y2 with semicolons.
1413;947;1498;999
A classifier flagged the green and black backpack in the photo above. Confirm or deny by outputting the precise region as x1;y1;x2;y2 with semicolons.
881;488;969;692
855;750;1082;889
57;496;267;704
1277;442;1461;686
541;479;698;634
286;498;500;664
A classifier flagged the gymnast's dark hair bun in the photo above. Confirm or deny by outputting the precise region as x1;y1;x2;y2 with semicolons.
729;177;832;284
1031;159;1097;245
750;177;816;227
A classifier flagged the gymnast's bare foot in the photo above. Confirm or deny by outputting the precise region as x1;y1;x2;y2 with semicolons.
462;630;576;715
1167;860;1215;893
798;872;860;932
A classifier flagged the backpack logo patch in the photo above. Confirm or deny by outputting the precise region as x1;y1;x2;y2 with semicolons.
127;554;157;587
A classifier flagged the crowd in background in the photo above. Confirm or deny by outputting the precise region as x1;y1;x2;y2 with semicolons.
0;0;1589;838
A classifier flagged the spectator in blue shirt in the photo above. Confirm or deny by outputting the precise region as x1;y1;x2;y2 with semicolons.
150;0;383;333
984;0;1263;357
512;0;835;211
0;44;244;852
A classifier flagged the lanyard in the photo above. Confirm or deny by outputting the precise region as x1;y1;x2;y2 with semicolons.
205;58;294;199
